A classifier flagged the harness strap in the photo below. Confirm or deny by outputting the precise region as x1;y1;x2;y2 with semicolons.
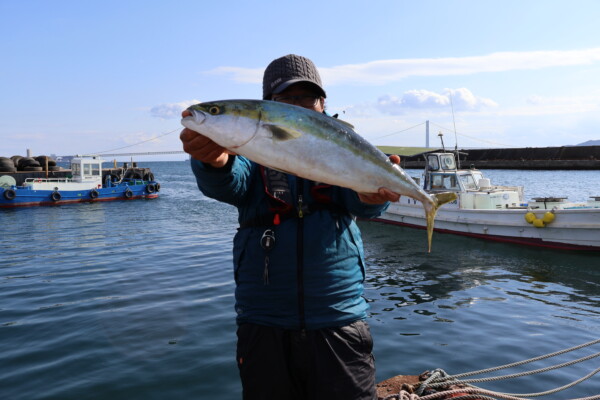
239;202;348;229
239;166;349;229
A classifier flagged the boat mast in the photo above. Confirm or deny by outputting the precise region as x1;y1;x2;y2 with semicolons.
449;92;461;169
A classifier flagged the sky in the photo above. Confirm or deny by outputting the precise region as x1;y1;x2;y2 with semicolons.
2;0;600;161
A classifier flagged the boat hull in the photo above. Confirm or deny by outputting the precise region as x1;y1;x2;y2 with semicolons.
374;200;600;251
0;184;158;208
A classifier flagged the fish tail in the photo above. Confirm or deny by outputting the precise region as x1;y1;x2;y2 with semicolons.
424;192;458;253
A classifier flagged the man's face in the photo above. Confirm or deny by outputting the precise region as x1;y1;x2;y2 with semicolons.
271;83;324;113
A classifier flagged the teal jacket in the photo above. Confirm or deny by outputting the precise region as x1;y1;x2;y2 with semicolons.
191;156;389;330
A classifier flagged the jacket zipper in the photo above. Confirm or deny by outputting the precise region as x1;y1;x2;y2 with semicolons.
296;178;305;330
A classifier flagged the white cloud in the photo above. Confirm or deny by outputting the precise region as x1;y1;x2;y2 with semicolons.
150;99;201;119
206;48;600;86
376;88;498;115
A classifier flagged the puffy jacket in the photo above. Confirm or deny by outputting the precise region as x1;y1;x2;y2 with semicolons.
191;156;389;330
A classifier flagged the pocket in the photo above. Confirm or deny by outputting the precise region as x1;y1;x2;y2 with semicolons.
337;320;373;356
342;217;366;280
233;229;252;284
354;320;374;354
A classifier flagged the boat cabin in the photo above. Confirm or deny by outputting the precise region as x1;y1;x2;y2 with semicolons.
421;152;524;209
23;156;104;191
423;153;484;192
70;157;104;184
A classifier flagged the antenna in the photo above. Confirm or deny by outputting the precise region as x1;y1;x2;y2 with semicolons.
438;132;446;152
448;91;461;168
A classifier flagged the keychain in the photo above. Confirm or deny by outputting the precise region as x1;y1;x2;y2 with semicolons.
260;229;275;284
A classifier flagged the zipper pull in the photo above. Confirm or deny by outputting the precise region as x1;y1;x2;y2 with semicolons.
298;195;304;218
263;255;270;285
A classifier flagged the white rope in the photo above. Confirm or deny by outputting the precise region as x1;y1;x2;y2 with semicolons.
446;339;600;380
426;352;599;385
403;339;600;400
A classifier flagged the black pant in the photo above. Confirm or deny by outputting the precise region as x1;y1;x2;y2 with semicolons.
236;320;377;400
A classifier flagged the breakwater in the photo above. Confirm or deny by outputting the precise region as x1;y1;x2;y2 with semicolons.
398;145;600;170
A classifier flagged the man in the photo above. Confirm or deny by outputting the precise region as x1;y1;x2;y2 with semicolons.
180;54;400;399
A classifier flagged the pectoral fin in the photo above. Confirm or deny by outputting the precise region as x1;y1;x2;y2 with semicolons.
263;124;303;141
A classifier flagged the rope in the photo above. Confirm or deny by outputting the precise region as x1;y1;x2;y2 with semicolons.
385;388;600;400
448;339;600;380
400;339;600;400
426;352;599;386
493;366;600;398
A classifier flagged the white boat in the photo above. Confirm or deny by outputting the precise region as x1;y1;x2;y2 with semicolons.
373;152;600;251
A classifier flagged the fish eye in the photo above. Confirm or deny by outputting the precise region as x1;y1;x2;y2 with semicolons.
208;106;220;115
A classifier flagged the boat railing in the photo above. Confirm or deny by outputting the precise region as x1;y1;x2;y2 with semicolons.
24;177;73;184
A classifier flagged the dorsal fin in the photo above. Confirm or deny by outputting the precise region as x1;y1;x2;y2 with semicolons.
333;118;354;130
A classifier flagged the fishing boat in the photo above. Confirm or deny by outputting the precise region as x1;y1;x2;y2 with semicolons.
373;151;600;251
0;156;159;208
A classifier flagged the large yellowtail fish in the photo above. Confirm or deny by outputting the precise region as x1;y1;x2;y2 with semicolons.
181;100;456;251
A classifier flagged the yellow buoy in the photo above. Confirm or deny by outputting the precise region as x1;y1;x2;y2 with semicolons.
533;218;545;228
525;212;536;223
542;211;555;224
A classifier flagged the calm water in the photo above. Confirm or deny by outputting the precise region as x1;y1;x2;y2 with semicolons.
1;162;598;399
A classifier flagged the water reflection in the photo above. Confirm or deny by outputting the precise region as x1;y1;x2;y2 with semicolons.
359;221;600;320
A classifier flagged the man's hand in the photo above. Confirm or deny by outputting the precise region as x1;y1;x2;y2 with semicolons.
180;110;230;168
357;155;402;204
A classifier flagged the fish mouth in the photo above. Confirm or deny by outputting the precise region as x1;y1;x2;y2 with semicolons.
182;109;206;126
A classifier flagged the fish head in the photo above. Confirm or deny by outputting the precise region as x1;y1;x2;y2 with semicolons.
181;100;263;149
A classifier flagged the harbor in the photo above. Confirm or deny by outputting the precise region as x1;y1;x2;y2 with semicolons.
1;161;598;399
3;0;600;398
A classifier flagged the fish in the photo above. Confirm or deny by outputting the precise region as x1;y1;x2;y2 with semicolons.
181;100;456;251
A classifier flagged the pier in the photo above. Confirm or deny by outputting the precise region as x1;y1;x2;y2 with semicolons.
379;145;600;170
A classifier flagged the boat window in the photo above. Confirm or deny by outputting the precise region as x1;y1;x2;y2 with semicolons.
72;163;80;176
459;174;477;190
83;164;92;176
427;156;439;171
440;154;456;170
91;164;100;176
431;174;459;190
471;172;484;183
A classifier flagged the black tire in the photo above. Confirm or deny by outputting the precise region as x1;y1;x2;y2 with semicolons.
10;156;23;167
146;184;155;193
3;189;16;200
18;158;40;170
23;166;43;172
0;166;17;172
124;189;133;198
0;157;14;167
51;191;61;201
155;183;161;192
125;172;143;180
89;189;99;199
48;166;62;171
35;156;56;167
143;172;155;182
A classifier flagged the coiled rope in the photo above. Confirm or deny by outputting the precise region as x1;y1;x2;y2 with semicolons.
383;339;600;400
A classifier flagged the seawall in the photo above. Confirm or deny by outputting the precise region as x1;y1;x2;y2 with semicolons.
397;145;600;170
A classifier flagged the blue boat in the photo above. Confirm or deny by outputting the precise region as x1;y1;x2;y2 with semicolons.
0;156;159;208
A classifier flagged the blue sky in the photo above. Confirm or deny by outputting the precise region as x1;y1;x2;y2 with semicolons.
2;0;600;160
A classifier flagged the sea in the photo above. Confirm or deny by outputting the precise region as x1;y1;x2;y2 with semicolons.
1;161;599;400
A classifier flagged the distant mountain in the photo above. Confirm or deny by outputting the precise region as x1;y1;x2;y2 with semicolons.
576;140;600;146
